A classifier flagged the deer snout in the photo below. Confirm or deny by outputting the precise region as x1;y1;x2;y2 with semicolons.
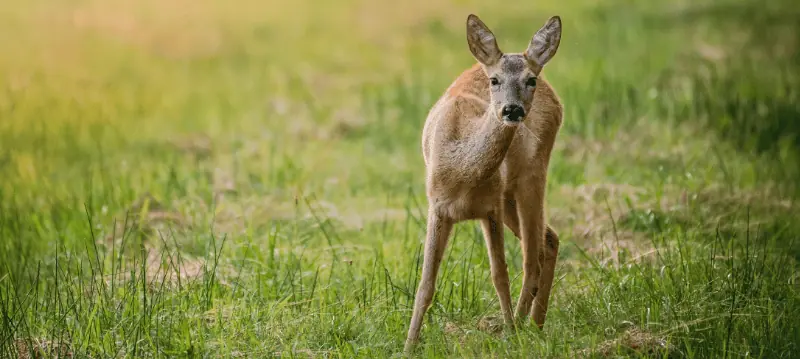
501;104;525;122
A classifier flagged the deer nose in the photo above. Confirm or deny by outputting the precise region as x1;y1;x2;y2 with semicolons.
501;105;525;122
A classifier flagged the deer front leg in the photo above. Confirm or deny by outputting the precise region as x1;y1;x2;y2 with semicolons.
404;208;453;354
532;225;559;328
480;210;514;327
514;193;545;320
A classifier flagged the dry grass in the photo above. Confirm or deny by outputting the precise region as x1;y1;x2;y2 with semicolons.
14;338;72;359
576;326;676;358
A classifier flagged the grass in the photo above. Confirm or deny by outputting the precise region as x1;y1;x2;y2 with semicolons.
1;0;799;357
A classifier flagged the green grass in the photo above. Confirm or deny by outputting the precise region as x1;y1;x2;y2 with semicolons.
1;0;799;357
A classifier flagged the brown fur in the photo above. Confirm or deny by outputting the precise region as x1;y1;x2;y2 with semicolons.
405;14;564;354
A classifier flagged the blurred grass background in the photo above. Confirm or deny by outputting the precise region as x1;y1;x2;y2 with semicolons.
1;0;798;357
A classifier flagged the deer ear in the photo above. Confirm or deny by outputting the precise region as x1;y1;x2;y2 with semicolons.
466;14;502;66
525;16;562;68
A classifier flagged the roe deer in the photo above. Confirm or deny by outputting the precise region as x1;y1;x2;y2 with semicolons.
404;14;563;353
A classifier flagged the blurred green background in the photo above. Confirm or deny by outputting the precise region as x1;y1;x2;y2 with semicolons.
1;0;798;357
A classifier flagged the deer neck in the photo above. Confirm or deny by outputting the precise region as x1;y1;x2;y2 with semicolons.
478;110;518;153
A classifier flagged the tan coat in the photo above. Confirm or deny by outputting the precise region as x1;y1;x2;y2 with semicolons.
405;14;564;354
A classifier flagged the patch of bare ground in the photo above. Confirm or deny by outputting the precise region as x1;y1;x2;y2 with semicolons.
154;247;207;285
98;194;225;287
170;133;213;159
440;321;473;348
476;315;506;335
280;100;369;142
552;183;658;267
441;318;508;349
575;326;676;358
100;193;189;244
100;247;211;290
271;349;331;358
286;112;368;142
14;338;72;359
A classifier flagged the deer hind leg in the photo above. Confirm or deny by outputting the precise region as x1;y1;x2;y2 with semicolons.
480;210;515;327
532;225;559;328
404;208;453;354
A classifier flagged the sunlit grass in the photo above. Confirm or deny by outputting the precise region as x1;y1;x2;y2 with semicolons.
1;0;798;357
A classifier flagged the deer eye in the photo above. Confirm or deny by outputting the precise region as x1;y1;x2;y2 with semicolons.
490;77;499;86
526;77;537;87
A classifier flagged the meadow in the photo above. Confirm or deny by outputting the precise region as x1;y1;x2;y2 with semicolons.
1;0;799;357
